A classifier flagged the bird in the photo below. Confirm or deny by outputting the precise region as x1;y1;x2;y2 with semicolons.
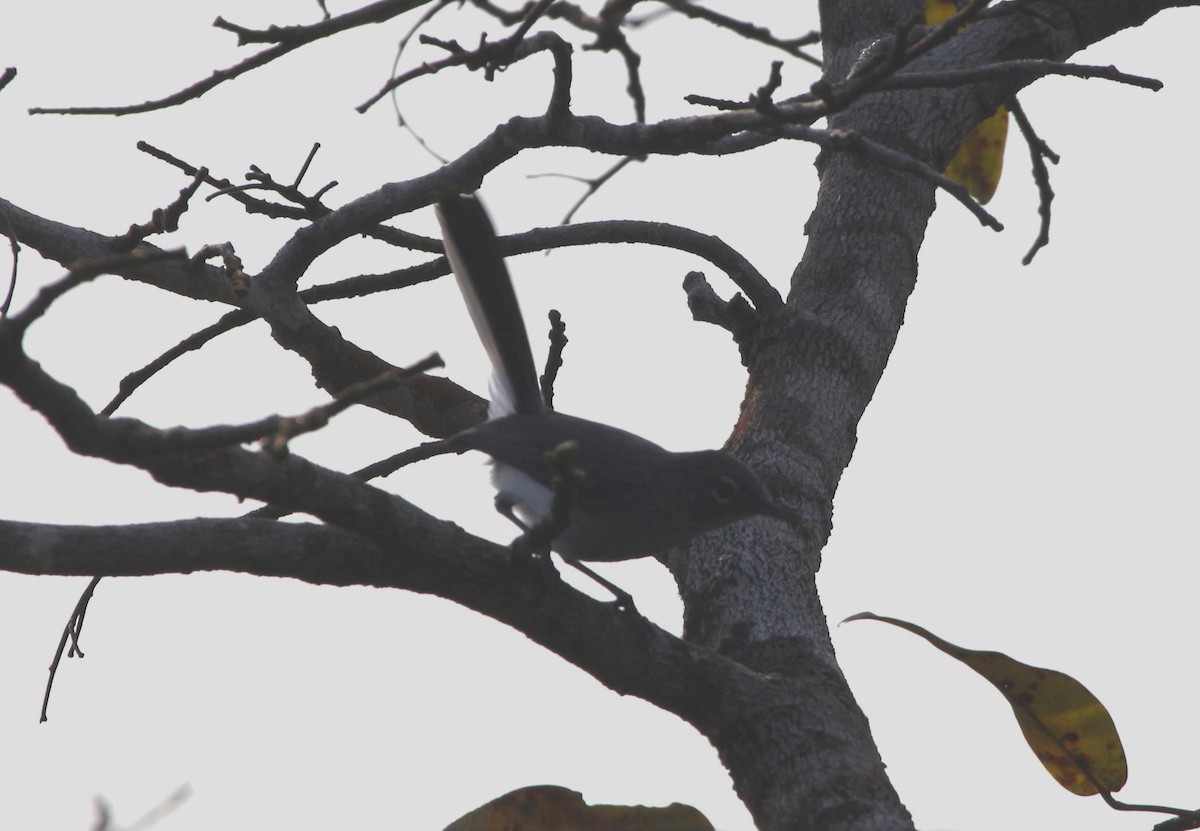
436;192;796;601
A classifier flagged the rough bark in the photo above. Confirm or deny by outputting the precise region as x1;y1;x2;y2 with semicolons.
668;1;1190;828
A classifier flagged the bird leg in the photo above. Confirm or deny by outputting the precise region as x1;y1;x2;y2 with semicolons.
496;495;636;611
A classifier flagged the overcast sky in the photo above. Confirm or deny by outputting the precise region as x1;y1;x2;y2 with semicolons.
3;4;1198;831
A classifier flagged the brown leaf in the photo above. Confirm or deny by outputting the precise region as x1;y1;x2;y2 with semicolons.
845;612;1128;795
443;785;715;831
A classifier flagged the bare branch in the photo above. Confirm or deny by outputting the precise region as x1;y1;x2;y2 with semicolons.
497;219;780;310
102;309;253;416
530;156;642;224
245;438;459;521
687;60;786;115
683;270;759;346
357;29;574;113
784;125;1003;231
0;204;19;317
5;248;188;337
29;0;434;115
261;353;445;456
192;242;249;297
103;214;769;417
385;0;461;164
1009;98;1059;265
1;518;389;582
875;60;1163;93
594;26;647;123
638;1;821;67
41;575;101;722
137;141;437;252
0;196;233;303
539;309;568;409
0;341;818;764
112;169;209;252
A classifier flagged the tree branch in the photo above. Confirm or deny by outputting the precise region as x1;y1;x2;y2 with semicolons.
0;336;860;821
29;0;435;116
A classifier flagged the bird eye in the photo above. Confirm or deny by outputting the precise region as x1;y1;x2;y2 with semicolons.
711;476;740;504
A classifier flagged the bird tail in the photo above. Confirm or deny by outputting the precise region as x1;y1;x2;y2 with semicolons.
436;193;544;417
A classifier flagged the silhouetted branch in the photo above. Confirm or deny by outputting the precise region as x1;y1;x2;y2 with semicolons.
29;0;433;115
1009;98;1059;265
387;0;460;164
112;169;209;252
539;309;567;409
41;575;101;722
683;270;759;346
0;205;18;317
137;141;439;252
528;155;642;224
357;29;573;113
261;353;444;456
5;249;187;337
0;334;804;761
638;1;821;67
874;60;1163;93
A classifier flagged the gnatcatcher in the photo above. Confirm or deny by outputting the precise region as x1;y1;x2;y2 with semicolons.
437;193;796;570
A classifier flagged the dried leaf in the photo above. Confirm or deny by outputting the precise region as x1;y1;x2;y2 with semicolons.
845;612;1128;795
443;785;715;831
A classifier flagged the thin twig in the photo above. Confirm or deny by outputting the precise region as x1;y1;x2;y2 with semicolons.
125;784;193;831
814;127;1003;231
633;1;820;67
876;60;1163;93
138;141;437;252
41;576;102;722
30;0;430;115
539;309;567;409
102;309;254;416
603;29;647;123
358;30;572;113
528;155;641;224
1008;98;1058;265
506;0;558;48
6;249;187;337
687;60;786;115
0;205;19;317
905;0;992;62
101;260;450;416
387;0;459;165
261;353;445;457
245;438;459;520
193;242;249;298
112;169;209;253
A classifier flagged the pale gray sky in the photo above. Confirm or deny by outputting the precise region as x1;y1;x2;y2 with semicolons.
3;4;1197;830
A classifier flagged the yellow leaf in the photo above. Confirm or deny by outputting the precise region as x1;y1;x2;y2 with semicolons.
924;0;959;25
443;785;716;831
845;612;1128;795
924;0;1009;203
944;106;1009;203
